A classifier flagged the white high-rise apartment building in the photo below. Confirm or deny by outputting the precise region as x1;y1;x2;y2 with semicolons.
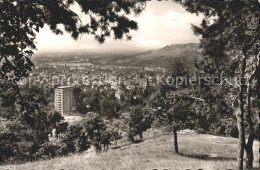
55;86;73;115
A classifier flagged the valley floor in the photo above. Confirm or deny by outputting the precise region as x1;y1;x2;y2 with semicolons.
1;132;259;170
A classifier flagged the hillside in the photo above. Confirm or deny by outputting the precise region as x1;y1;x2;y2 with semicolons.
2;132;259;170
94;43;201;68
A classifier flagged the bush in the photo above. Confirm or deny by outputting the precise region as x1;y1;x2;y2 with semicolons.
207;119;238;138
224;124;238;138
196;128;206;134
75;131;90;152
127;107;153;142
36;143;59;159
60;124;91;154
81;113;112;152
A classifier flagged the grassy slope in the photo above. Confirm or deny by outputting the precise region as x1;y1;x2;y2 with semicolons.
2;132;259;170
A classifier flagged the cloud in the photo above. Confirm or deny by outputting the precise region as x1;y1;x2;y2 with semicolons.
164;11;202;27
133;36;166;48
35;2;203;54
131;9;202;45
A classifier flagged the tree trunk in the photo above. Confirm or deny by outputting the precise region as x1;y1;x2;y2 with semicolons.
244;55;259;169
237;54;247;170
236;110;246;170
173;127;179;154
245;86;254;169
245;138;254;169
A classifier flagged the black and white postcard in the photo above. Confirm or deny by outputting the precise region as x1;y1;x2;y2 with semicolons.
0;0;259;169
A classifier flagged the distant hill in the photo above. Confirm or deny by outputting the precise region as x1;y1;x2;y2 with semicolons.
92;43;201;68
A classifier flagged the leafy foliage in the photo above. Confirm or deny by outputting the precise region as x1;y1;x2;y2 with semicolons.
59;124;90;155
126;106;153;142
81;112;111;151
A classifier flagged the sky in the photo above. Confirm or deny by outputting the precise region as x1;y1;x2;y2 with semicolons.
35;1;203;54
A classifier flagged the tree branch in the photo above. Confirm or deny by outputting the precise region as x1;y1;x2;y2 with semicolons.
189;96;205;102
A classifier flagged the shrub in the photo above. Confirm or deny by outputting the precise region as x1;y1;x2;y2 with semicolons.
36;143;59;159
127;106;153;142
81;112;116;152
60;124;91;154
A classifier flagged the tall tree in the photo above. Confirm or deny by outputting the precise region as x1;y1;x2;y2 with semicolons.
179;0;260;169
127;106;153;142
166;93;196;154
152;59;196;154
82;112;111;151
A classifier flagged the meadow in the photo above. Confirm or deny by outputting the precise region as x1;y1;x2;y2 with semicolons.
1;132;259;170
